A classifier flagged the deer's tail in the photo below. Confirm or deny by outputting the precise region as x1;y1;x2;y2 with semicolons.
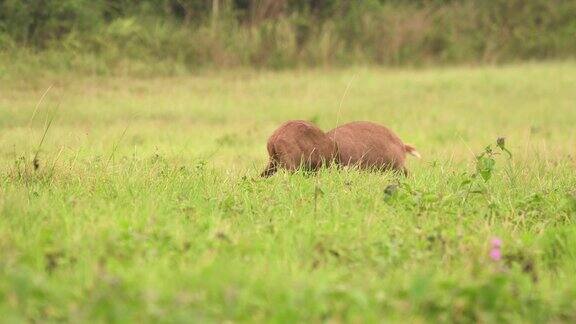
404;144;421;159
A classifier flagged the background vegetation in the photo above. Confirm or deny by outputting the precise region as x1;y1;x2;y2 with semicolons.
1;0;576;75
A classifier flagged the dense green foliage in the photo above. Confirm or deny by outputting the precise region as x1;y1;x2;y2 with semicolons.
1;63;575;321
1;0;575;74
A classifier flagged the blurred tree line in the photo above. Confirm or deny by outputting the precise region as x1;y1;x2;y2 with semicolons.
0;0;575;72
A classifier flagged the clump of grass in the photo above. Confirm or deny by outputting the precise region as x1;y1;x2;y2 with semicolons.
1;63;575;322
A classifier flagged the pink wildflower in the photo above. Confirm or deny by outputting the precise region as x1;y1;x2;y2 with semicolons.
491;237;502;248
489;237;502;262
489;248;502;261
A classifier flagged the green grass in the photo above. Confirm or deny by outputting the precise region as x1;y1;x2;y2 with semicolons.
1;62;576;322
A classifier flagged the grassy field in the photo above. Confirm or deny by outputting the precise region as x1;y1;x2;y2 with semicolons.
1;62;576;322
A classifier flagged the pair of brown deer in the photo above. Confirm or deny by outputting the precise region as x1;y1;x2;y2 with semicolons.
261;120;420;177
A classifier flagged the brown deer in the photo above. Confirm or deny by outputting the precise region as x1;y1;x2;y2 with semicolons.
327;121;420;175
261;120;337;177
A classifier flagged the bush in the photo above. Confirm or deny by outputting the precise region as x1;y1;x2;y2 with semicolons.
0;0;575;73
